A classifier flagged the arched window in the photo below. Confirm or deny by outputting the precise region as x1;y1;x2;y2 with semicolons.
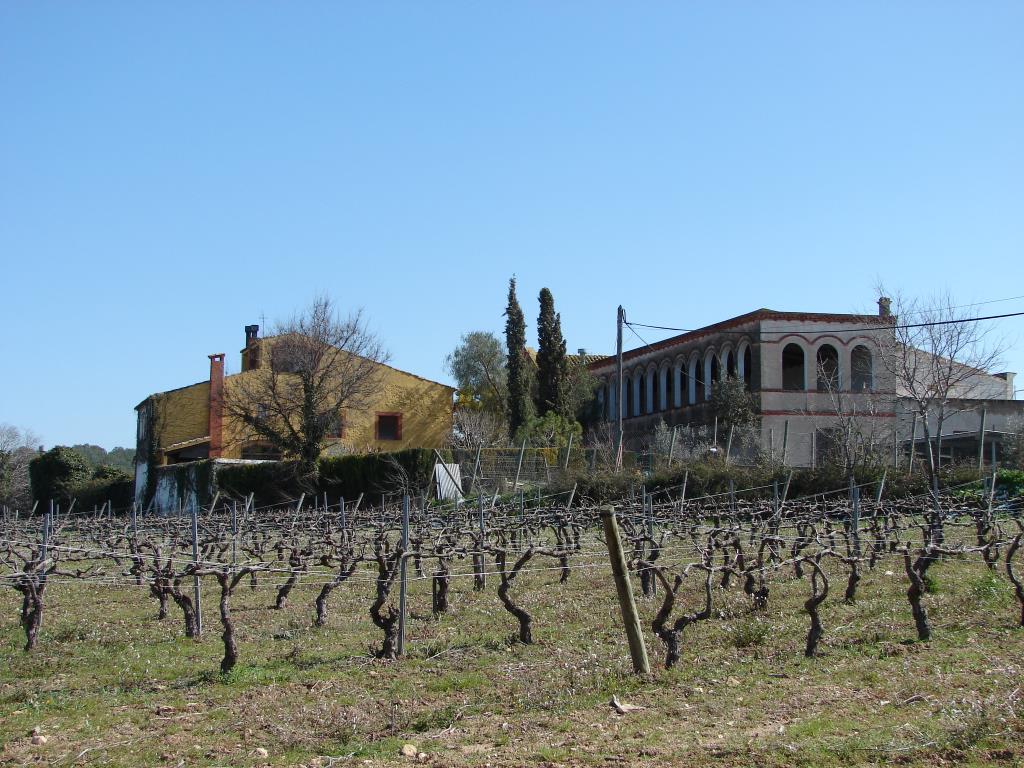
743;346;753;389
851;345;873;391
702;353;714;401
782;344;805;391
679;362;689;406
658;366;669;411
688;357;698;404
624;377;633;418
725;349;737;379
637;372;646;415
650;369;659;413
710;355;720;385
816;344;840;391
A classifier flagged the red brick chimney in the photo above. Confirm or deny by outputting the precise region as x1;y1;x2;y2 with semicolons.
209;353;225;459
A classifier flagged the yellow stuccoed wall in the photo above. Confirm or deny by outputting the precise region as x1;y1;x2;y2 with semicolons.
151;382;210;451
148;360;453;462
336;366;455;453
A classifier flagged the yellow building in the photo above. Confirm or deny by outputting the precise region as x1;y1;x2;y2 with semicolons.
134;323;454;474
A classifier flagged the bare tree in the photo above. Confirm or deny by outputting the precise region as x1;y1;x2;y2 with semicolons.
447;407;509;450
812;359;892;478
875;287;1006;481
0;424;41;511
224;297;388;487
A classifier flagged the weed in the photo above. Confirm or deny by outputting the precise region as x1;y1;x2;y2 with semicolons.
729;617;771;648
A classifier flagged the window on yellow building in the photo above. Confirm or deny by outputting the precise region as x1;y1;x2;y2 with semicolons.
376;413;402;441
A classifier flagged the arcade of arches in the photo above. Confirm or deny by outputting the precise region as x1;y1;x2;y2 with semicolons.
596;340;876;420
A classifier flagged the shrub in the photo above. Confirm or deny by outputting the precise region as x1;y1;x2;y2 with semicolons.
29;446;92;504
215;449;444;508
730;617;771;648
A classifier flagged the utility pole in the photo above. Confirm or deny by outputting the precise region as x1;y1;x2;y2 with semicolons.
616;305;625;471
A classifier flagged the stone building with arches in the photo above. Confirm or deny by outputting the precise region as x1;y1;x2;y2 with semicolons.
587;299;1019;466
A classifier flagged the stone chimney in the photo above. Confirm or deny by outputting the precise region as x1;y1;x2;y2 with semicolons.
209;354;225;458
243;324;261;371
994;372;1016;400
878;297;892;318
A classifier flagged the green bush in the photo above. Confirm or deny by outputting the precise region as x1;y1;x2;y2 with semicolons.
29;446;92;504
214;449;445;508
997;469;1024;498
74;475;134;510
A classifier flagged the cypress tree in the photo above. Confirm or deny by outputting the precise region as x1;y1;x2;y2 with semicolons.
536;287;569;418
504;277;535;436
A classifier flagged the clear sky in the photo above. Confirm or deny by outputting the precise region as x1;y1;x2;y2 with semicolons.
2;3;1022;450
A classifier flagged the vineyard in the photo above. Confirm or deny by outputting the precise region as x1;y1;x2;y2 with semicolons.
3;478;1024;766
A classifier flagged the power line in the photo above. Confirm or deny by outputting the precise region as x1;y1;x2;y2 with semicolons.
624;309;1024;338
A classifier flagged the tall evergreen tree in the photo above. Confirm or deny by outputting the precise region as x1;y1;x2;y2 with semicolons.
504;277;535;436
536;287;569;418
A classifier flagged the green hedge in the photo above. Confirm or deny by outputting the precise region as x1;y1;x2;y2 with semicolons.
558;460;993;504
214;448;447;508
73;475;134;510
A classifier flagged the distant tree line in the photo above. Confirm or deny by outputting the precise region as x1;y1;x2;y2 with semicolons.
0;428;136;511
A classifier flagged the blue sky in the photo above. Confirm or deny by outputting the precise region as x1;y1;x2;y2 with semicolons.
2;3;1022;450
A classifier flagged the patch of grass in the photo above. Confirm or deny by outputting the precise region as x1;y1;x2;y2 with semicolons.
968;573;1012;606
424;671;489;694
729;616;771;648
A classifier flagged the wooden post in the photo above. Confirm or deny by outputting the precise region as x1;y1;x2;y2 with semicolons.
908;413;918;476
810;430;817;469
616;305;625;471
769;427;775;464
724;425;734;465
851;485;862;560
667;425;677;467
892;429;900;469
474;493;487;590
469;444;482;495
781;420;790;465
397;495;410;656
977;408;988;474
782;470;793;505
190;499;202;636
600;507;650;675
230;501;238;572
512;439;527;492
875;469;887;504
564;433;574;470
